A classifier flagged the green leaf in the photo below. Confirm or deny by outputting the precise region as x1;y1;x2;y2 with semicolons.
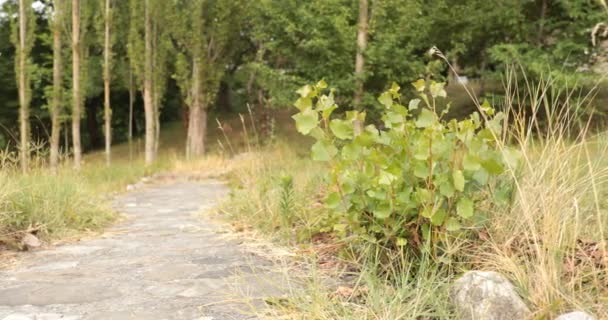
296;85;313;98
408;98;421;110
315;80;328;90
472;168;489;185
439;181;455;197
294;97;312;111
341;143;361;160
373;203;392;219
389;82;401;96
453;170;465;192
330;119;354;140
322;105;338;120
379;170;397;185
414;161;430;179
412;79;426;92
456;197;474;219
445;217;461;231
311;141;337;161
430;81;447;98
482;158;504;175
481;99;495;116
325;192;341;209
292;108;318;135
431;209;447;226
317;94;335;110
421;206;434;218
378;92;393;108
416;188;432;204
463;154;481;171
415;109;436;128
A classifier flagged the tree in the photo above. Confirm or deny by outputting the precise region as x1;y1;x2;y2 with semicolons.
128;0;168;164
102;0;113;165
71;0;82;169
171;0;246;157
143;0;154;164
353;0;368;110
12;0;35;172
50;0;64;172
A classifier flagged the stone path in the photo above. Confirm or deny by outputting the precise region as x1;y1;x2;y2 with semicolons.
0;180;285;320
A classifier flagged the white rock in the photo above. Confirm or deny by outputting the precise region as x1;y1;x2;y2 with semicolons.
21;233;41;249
450;271;530;320
555;311;596;320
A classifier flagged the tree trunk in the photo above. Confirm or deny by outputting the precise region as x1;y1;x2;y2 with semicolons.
18;0;30;173
103;0;112;166
187;58;206;158
353;0;368;110
72;0;82;169
143;0;155;165
50;0;63;172
187;105;207;158
152;18;160;154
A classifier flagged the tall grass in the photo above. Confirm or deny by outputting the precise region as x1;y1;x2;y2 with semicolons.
474;76;608;317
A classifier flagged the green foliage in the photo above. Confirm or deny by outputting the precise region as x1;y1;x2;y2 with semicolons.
293;80;515;251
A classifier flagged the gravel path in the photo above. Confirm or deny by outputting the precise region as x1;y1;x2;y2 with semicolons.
0;180;284;320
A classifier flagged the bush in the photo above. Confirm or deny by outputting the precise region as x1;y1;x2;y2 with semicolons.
292;80;518;252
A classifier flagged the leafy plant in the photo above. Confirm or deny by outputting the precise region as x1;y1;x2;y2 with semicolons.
293;80;517;252
278;174;295;228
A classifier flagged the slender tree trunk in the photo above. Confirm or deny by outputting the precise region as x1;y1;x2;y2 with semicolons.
152;19;160;154
103;0;112;166
17;0;30;173
50;0;63;172
72;0;82;169
187;58;206;158
353;0;368;110
143;0;155;165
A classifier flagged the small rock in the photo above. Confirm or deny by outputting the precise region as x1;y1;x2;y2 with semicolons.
126;184;135;191
555;311;596;320
21;233;41;249
450;271;530;320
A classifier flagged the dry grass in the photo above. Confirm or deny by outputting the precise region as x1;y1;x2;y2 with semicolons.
471;79;608;318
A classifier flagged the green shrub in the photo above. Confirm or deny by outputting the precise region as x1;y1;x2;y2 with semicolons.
292;80;518;252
